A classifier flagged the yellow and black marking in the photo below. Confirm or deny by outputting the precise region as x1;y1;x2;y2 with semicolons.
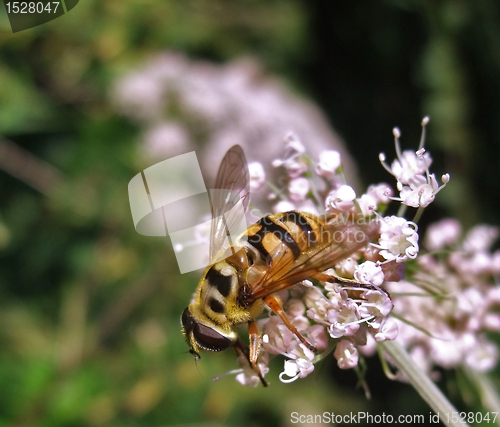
247;215;300;260
195;211;332;328
279;211;318;245
183;211;344;361
200;263;239;322
206;266;232;297
246;211;320;262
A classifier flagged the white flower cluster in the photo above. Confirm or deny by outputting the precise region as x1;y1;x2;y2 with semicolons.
232;120;450;387
388;219;500;376
264;284;397;383
379;118;449;209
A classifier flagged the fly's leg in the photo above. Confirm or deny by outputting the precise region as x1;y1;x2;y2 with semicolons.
248;320;261;368
234;332;269;387
264;294;318;354
314;272;389;296
315;271;365;286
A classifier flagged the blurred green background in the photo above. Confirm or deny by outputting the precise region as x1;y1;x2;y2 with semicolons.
1;1;500;426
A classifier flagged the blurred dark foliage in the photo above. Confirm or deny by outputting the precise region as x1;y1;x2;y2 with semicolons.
0;0;499;426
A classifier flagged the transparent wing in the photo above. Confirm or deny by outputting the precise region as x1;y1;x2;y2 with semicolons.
209;145;250;261
248;219;379;301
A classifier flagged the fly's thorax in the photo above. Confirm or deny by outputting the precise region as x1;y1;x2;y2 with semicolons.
196;261;239;324
195;255;264;326
243;263;268;288
215;245;254;269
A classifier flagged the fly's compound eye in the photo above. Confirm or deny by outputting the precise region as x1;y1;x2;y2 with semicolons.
193;323;233;352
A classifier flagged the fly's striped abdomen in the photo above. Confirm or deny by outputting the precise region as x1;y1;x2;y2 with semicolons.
246;211;322;263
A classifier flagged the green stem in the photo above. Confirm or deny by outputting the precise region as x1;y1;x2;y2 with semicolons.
413;206;425;223
396;203;407;218
380;340;470;427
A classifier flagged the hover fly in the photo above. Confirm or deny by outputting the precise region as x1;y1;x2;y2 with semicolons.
181;145;377;386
